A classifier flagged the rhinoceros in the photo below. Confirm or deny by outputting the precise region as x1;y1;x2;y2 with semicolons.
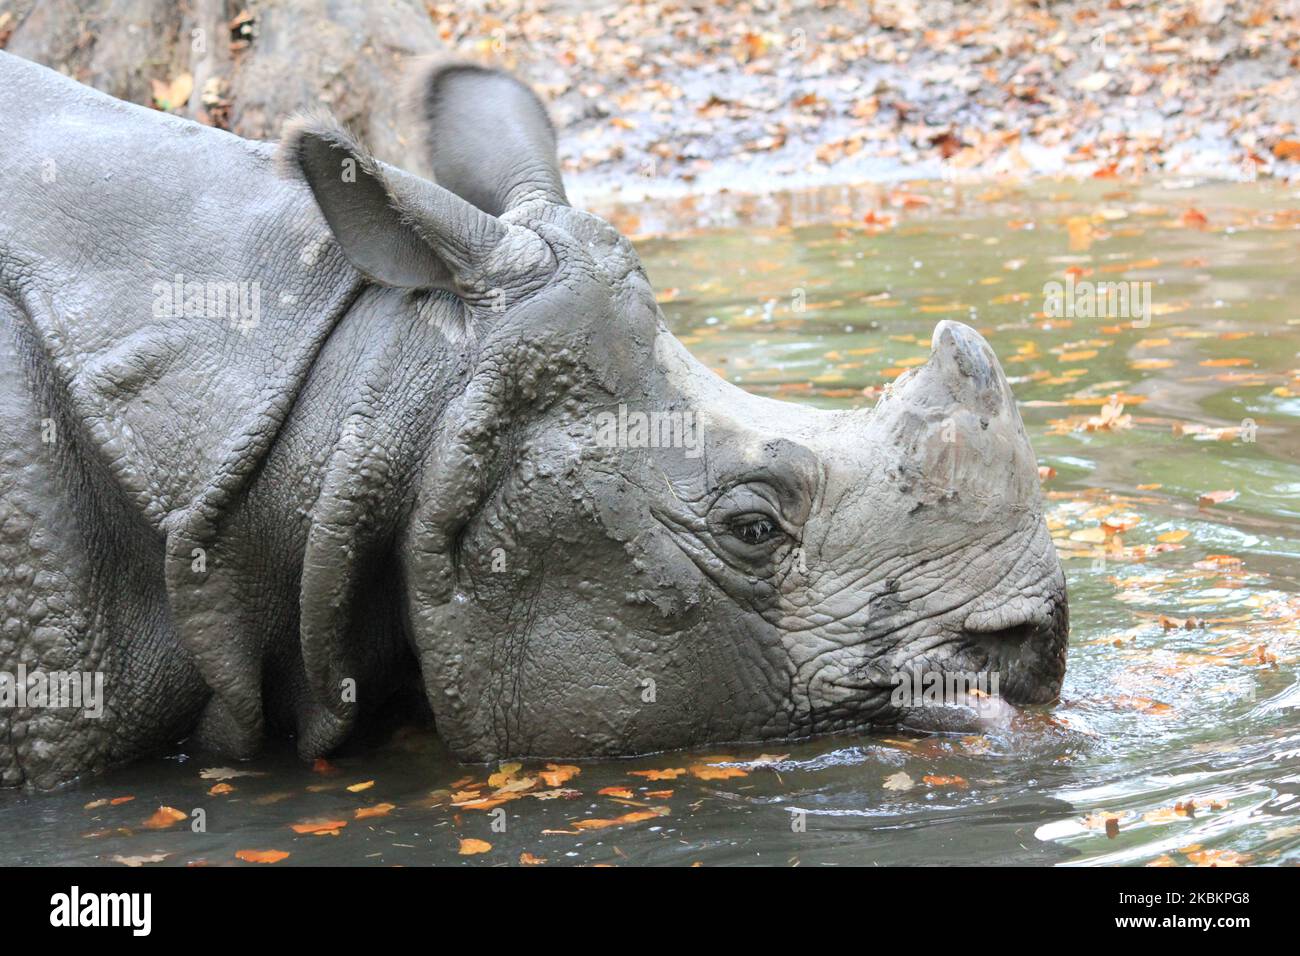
0;52;1067;789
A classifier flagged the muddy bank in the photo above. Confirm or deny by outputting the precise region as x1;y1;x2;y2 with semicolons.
456;0;1300;205
3;0;1298;207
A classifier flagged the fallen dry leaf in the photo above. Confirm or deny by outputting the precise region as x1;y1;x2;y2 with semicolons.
1084;395;1132;432
111;853;170;867
883;771;914;792
458;838;492;855
150;72;193;112
1273;140;1300;161
519;851;547;865
199;767;265;781
747;753;790;766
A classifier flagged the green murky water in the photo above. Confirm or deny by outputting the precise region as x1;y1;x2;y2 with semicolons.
2;180;1297;866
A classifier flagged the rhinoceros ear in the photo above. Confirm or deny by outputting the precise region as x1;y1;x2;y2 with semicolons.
417;62;568;215
281;116;508;291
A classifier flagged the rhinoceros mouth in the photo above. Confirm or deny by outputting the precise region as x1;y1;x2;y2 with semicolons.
806;580;1068;734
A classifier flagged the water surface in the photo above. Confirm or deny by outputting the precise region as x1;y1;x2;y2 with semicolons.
2;179;1297;866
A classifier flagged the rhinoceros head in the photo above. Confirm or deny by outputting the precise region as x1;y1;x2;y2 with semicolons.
282;64;1067;761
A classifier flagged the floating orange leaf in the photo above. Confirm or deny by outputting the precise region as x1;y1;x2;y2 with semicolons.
1199;358;1252;368
236;849;290;864
84;796;135;810
1183;847;1250;867
538;764;580;787
1194;554;1243;570
572;807;669;830
1197;490;1237;507
1081;395;1132;432
923;775;968;788
1066;216;1094;250
519;852;547;865
141;806;187;830
888;190;931;209
1113;696;1173;714
630;768;686;781
690;764;749;781
1083;811;1124;830
487;763;522;788
1159;615;1204;630
291;818;347;836
458;838;492;855
355;803;396;820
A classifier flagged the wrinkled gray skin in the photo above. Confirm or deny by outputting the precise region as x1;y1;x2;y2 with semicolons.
0;52;1067;789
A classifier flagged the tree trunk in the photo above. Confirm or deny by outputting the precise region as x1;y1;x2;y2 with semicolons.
0;0;445;173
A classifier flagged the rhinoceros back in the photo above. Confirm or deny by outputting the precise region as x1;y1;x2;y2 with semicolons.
0;52;362;786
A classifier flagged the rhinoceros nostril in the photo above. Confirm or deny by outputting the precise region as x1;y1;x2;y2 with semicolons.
964;620;1038;647
962;599;1055;642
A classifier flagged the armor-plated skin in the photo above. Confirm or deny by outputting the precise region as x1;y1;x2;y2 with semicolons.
0;52;1066;788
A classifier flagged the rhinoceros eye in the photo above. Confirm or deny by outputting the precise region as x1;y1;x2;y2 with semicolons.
729;513;782;546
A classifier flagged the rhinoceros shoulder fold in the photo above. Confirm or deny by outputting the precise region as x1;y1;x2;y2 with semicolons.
1;52;371;758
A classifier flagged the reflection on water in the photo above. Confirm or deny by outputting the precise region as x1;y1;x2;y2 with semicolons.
2;180;1297;866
